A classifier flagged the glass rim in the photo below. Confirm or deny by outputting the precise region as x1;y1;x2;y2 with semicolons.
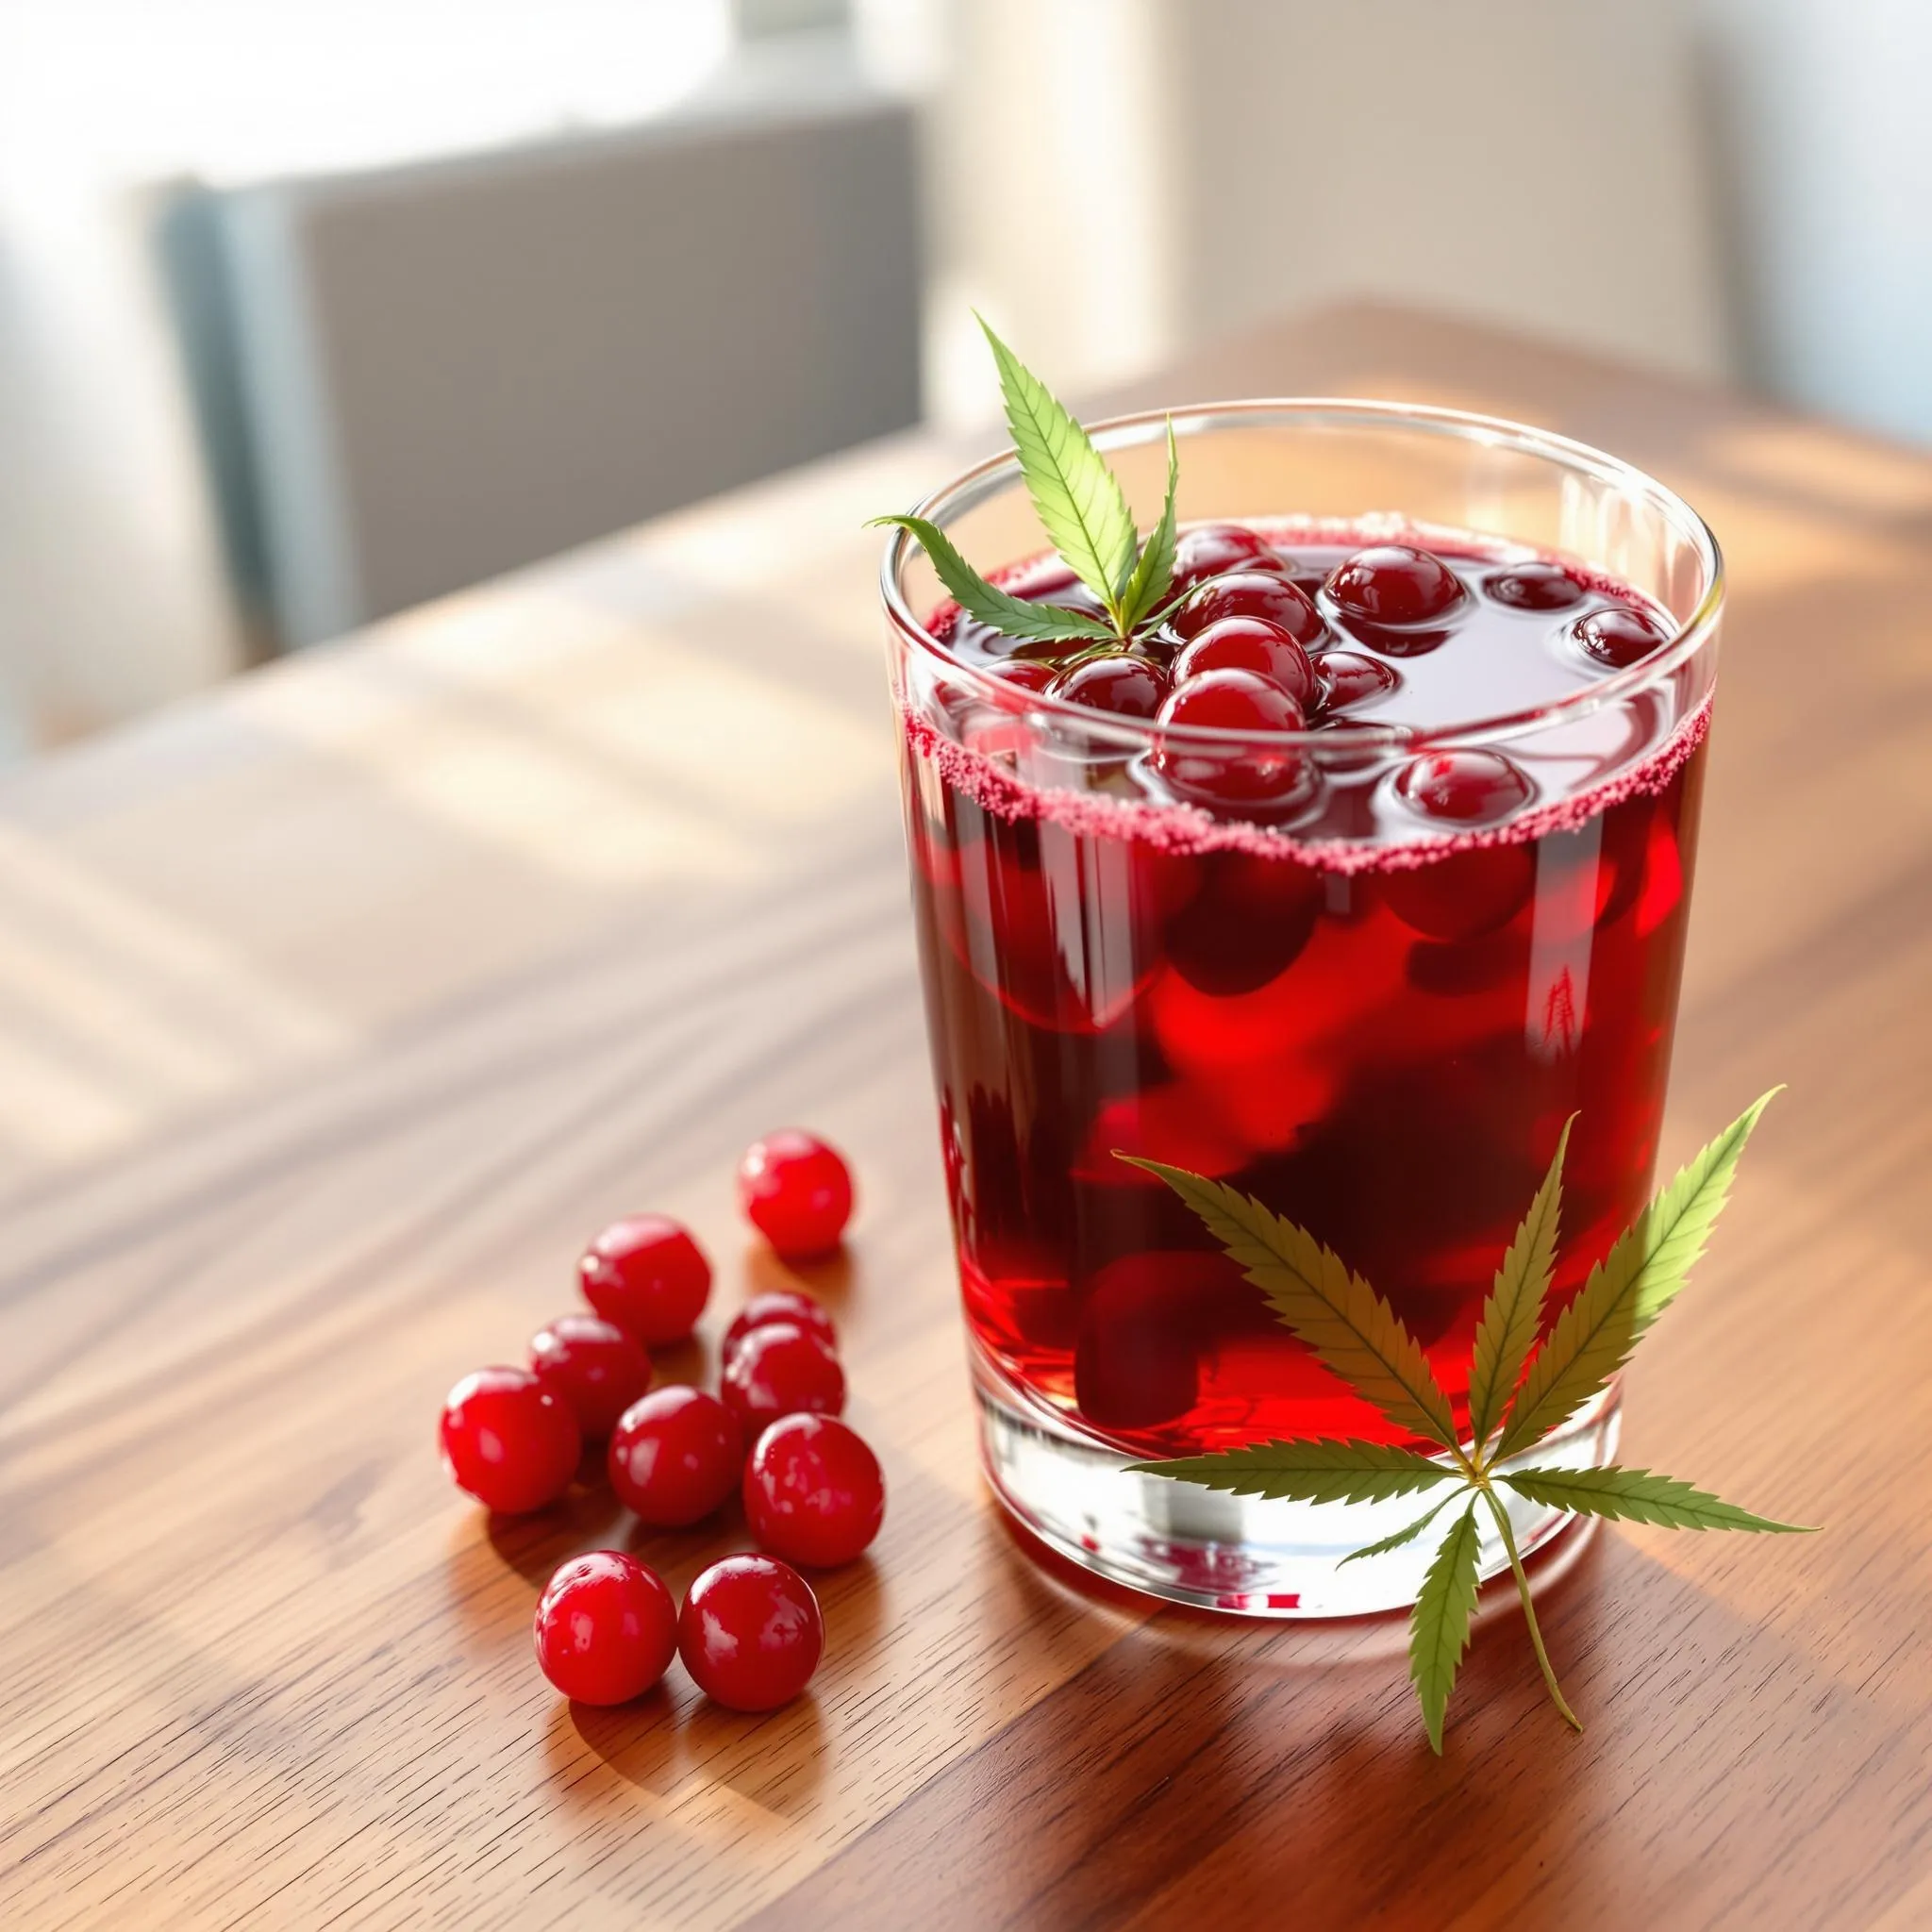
878;396;1725;752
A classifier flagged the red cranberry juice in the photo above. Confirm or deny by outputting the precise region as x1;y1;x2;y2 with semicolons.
900;525;1705;1458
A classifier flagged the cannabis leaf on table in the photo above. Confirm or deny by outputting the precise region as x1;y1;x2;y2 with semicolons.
869;315;1182;652
1119;1090;1816;1753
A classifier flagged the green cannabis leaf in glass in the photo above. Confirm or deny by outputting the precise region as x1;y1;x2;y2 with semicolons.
1119;1089;1817;1754
868;314;1182;650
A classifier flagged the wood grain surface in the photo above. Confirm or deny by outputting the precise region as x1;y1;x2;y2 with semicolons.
2;304;1929;1929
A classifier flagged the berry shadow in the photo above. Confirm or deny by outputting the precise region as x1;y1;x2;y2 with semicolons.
743;1241;855;1314
485;1477;625;1585
560;1682;689;1797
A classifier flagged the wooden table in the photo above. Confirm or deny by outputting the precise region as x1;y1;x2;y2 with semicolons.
2;304;1928;1929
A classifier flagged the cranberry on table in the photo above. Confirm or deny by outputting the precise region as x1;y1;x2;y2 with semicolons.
1483;559;1587;611
723;1290;839;1367
533;1551;677;1706
678;1555;824;1711
578;1214;710;1346
1173;570;1324;646
1171;521;1278;591
527;1314;651;1439
607;1385;742;1526
744;1415;886;1568
722;1322;846;1432
1154;669;1310;806
1173;615;1317;708
1324;544;1463;625
1573;604;1671;669
1394;749;1535;825
439;1366;581;1515
1314;649;1401;712
738;1129;855;1258
1048;652;1169;720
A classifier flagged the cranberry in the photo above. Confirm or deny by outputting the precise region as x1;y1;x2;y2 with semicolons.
1173;571;1324;646
1380;843;1536;942
722;1322;846;1432
986;658;1058;693
739;1129;855;1257
743;1415;886;1568
1314;649;1401;711
1173;616;1317;708
528;1314;651;1439
1484;560;1587;611
578;1215;710;1346
1394;750;1534;825
723;1290;839;1367
1154;670;1310;807
1163;848;1323;994
439;1366;581;1515
1049;652;1169;720
1573;604;1671;669
607;1385;742;1526
678;1555;824;1711
1171;522;1277;591
533;1551;677;1705
1324;545;1463;625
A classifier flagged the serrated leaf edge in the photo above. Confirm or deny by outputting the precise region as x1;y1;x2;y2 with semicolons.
1409;1504;1483;1754
1499;1464;1817;1533
871;514;1119;646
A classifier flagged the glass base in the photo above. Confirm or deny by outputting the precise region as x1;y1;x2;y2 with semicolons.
974;1345;1619;1618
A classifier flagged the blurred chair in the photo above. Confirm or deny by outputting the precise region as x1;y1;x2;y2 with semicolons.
162;48;921;647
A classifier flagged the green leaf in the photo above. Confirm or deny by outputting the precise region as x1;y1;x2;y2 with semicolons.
1125;1437;1457;1505
870;515;1119;646
1118;1156;1459;1450
1409;1503;1482;1755
1495;1090;1781;1459
1466;1117;1574;1453
1500;1464;1817;1534
1339;1492;1461;1567
1117;417;1180;635
977;314;1138;621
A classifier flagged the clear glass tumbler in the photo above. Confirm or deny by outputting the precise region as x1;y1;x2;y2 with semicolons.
881;402;1723;1615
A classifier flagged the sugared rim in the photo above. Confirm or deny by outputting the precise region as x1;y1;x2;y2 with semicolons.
877;397;1724;752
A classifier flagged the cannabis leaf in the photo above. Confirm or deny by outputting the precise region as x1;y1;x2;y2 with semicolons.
1116;418;1180;635
867;514;1119;646
1117;1089;1815;1753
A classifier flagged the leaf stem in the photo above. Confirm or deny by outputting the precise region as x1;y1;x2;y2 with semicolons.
1481;1487;1583;1733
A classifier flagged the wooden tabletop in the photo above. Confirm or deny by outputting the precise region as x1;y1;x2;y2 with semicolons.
2;303;1929;1929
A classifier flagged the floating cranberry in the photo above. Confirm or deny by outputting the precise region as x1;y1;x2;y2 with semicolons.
578;1215;710;1346
723;1291;839;1368
1395;750;1534;825
986;658;1058;694
1314;649;1401;712
1380;843;1537;942
1162;848;1324;994
1174;571;1324;646
744;1415;886;1568
1154;670;1310;807
1050;652;1169;720
722;1322;846;1433
678;1555;824;1711
439;1366;581;1515
1483;559;1587;611
1174;616;1317;708
1171;522;1277;591
1573;604;1671;669
1324;545;1463;625
738;1129;854;1257
533;1551;677;1705
528;1314;651;1439
607;1385;742;1526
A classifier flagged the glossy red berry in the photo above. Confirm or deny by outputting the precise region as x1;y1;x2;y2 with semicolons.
723;1290;839;1367
744;1415;886;1568
1380;843;1537;941
528;1314;651;1439
533;1551;677;1705
1049;652;1169;720
1154;670;1310;807
1573;604;1671;669
1173;615;1317;708
1395;750;1534;825
607;1385;743;1526
738;1130;855;1258
578;1215;710;1345
986;658;1058;694
1173;570;1324;645
1325;545;1463;625
678;1555;824;1711
1314;649;1401;711
439;1366;581;1514
1171;521;1277;591
1483;559;1587;611
722;1322;846;1432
